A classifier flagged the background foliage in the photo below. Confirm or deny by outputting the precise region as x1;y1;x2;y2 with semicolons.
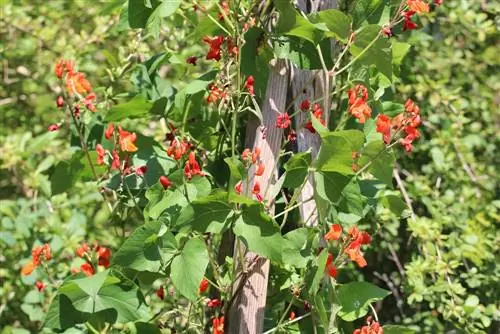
0;0;498;333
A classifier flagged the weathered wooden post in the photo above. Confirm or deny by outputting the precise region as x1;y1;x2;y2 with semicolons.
228;59;289;333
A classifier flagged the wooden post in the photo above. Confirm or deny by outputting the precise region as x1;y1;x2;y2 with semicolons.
228;59;289;333
291;0;337;227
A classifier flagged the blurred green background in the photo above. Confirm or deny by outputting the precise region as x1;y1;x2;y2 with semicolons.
0;0;498;333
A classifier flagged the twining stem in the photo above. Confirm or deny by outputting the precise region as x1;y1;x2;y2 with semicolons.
274;196;314;221
335;32;382;76
369;303;379;322
262;313;311;334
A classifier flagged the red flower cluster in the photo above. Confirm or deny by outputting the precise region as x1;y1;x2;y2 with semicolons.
300;99;310;111
403;10;418;31
207;83;228;104
345;226;371;268
276;112;291;129
35;281;46;292
244;76;254;95
184;151;205;180
325;224;342;241
375;99;421;152
353;316;383;334
55;59;96;111
203;34;238;62
240;147;264;201
305;103;326;133
21;243;52;276
167;138;190;160
96;124;138;174
73;242;111;276
348;85;372;123
206;298;222;308
212;316;224;334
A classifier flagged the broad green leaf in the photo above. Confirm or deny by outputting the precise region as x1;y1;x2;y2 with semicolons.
285;13;324;45
337;281;390;321
350;25;392;80
54;271;149;325
170;238;209;301
359;140;395;186
379;194;407;216
158;0;180;17
176;191;233;233
338;180;366;218
309;9;352;42
282;228;313;268
283;151;312;188
129;322;162;334
233;203;284;263
351;0;385;29
112;221;177;272
315;134;354;175
106;96;153;121
224;157;248;201
274;36;333;70
315;171;352;203
44;293;88;330
392;41;411;66
148;189;188;221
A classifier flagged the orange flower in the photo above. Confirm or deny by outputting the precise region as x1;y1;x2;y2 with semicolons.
105;123;115;140
118;127;138;153
21;260;36;276
76;242;89;258
252;147;261;164
345;247;367;268
407;0;429;13
234;180;243;194
167;138;188;160
96;144;106;166
325;224;342;241
66;72;92;95
159;176;172;190
348;85;372;123
96;246;111;268
253;181;263;201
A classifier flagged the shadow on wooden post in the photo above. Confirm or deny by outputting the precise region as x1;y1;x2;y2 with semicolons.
227;59;289;333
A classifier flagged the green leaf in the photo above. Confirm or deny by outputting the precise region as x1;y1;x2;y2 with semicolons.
283;151;312;188
106;96;153;121
148;189;188;221
112;221;177;273
240;27;272;98
170;238;209;301
128;0;154;29
50;151;105;195
379;194;407;216
350;25;392;80
382;101;405;117
309;9;352;42
176;191;233;233
383;325;417;334
50;271;149;326
158;0;180;17
224;157;248;201
233;203;284;263
352;0;385;29
315;133;355;175
337;281;390;321
359;140;395;186
44;293;88;330
282;228;313;268
313;294;329;331
315;171;352;203
274;36;333;70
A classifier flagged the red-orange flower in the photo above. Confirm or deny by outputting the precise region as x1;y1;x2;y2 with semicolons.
325;253;338;277
276;113;291;128
403;11;418;31
353;316;383;334
159;176;172;190
253;181;263;201
348;85;372;123
184;151;204;180
244;75;254;95
203;35;224;61
156;286;165;300
206;298;222;308
186;56;198;65
118;127;138;153
48;124;61;132
167;138;188;160
96;246;111;268
300;99;310;111
305;106;326;133
35;281;45;292
376;114;392;144
325;224;342;241
289;311;296;320
80;263;94;276
105;123;114;140
111;150;120;170
96;144;106;166
199;278;209;293
76;242;90;258
207;83;227;103
212;316;225;334
407;0;429;13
